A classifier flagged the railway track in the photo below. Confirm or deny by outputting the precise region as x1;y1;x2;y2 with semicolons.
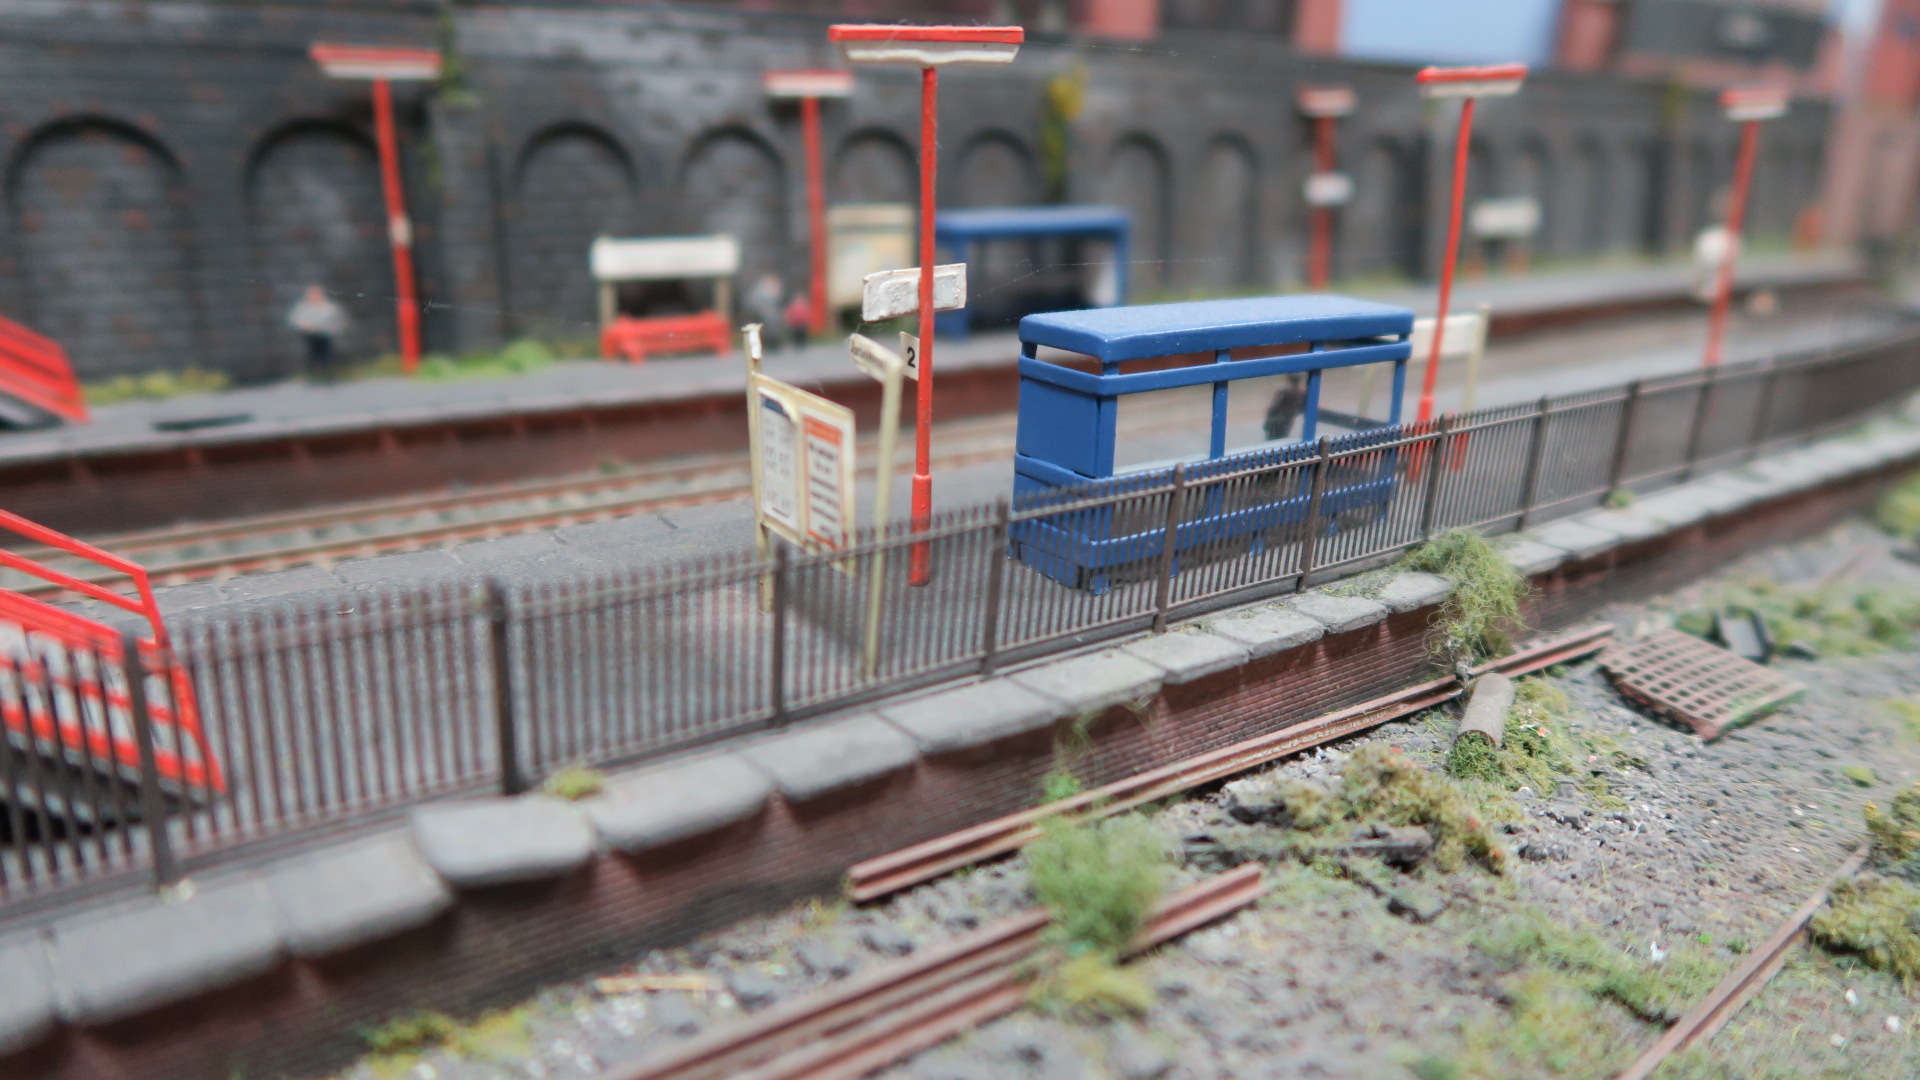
2;412;1035;597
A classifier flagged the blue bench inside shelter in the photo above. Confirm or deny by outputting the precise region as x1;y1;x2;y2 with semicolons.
1011;294;1415;591
935;205;1129;338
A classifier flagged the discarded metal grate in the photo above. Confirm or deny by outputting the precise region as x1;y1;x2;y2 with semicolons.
1600;630;1805;740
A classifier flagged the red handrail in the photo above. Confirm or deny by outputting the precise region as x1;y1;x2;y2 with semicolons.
0;509;221;791
0;315;87;424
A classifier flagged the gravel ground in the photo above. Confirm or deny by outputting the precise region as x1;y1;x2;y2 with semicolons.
329;517;1920;1080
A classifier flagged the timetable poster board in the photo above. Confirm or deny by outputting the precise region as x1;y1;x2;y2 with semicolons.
750;371;857;555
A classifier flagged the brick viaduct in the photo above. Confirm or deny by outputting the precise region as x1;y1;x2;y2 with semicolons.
0;0;1832;383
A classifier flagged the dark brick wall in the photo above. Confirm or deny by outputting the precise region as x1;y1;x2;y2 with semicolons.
0;0;1837;380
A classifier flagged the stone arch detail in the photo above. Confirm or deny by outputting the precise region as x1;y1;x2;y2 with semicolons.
506;122;640;341
6;117;201;379
245;122;391;371
1187;135;1259;291
1097;133;1173;291
1349;136;1424;280
680;126;788;300
831;128;916;205
948;131;1040;208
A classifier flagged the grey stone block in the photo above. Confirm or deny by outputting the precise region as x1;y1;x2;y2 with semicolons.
1286;592;1389;634
879;680;1064;755
584;753;772;853
1009;650;1164;713
1207;606;1325;658
1371;572;1451;614
410;797;596;888
1501;538;1568;577
218;566;341;600
1631;491;1711;528
0;935;55;1056
1577;509;1667;544
50;875;284;1026
262;832;453;958
738;715;918;803
150;583;226;615
1120;630;1250;685
334;550;465;585
1696;475;1772;511
1525;519;1620;561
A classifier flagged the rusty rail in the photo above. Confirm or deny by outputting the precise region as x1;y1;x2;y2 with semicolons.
1612;843;1871;1080
847;625;1613;903
605;864;1265;1080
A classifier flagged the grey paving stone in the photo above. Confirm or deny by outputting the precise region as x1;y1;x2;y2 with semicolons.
1630;492;1711;529
49;875;284;1026
1286;592;1389;634
450;532;566;564
584;752;772;853
0;935;55;1056
1501;538;1568;577
554;516;677;553
878;680;1064;755
409;797;597;888
334;550;466;585
1206;606;1326;658
738;715;918;803
1009;650;1164;713
1120;630;1250;684
150;583;226;615
216;566;342;600
1371;572;1451;614
1576;509;1667;544
1695;474;1772;511
262;832;453;958
1525;519;1620;561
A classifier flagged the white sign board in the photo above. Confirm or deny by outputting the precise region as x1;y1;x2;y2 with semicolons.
837;40;1020;66
847;332;904;382
764;69;855;99
1304;172;1354;208
751;373;857;551
861;263;967;322
1409;311;1489;363
591;235;741;283
1296;86;1356;118
829;204;914;311
1470;197;1541;239
899;332;920;381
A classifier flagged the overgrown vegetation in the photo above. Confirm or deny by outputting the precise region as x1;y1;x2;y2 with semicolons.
1864;782;1920;874
541;765;606;801
1674;578;1920;658
361;1006;533;1073
1402;529;1529;664
354;338;564;383
1881;698;1920;742
83;367;231;405
1874;469;1920;537
1841;764;1878;788
1447;679;1632;808
1023;815;1170;1018
1039;64;1087;202
1811;876;1920;986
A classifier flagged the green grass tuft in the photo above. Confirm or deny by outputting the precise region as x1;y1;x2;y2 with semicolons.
362;1010;459;1056
1023;815;1170;1020
1675;579;1920;658
1604;488;1636;510
1864;782;1920;873
1474;911;1723;1024
1025;951;1155;1019
84;367;230;405
540;765;606;801
1841;764;1878;788
1403;529;1529;664
1338;742;1508;874
1811;876;1920;985
1874;469;1920;536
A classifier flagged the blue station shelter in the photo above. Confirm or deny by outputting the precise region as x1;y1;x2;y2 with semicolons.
935;205;1131;337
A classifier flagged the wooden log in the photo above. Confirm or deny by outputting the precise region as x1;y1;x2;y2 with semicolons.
1457;671;1515;747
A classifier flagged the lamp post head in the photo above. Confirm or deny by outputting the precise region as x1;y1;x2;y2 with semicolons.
1721;86;1789;122
763;69;855;99
1416;63;1528;99
310;43;443;82
828;24;1023;67
1296;86;1356;119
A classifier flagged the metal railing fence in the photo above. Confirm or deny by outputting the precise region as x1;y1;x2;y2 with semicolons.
4;328;1919;915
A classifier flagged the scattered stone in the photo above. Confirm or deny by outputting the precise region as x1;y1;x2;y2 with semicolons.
1386;889;1451;924
725;968;781;1010
649;992;703;1037
859;922;915;957
1105;1025;1175;1080
793;940;853;979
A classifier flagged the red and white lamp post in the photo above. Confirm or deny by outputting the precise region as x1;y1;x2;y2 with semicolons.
764;69;856;338
1412;63;1527;424
1703;86;1788;369
829;24;1023;585
310;44;443;375
1297;85;1355;291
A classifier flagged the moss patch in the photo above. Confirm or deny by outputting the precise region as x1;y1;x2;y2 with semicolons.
1864;782;1920;874
1402;529;1529;664
83;367;230;405
541;765;606;801
1675;579;1920;658
1874;469;1920;537
1446;679;1629;810
1810;876;1920;985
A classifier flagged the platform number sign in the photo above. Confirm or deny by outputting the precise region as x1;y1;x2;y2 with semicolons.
750;371;857;554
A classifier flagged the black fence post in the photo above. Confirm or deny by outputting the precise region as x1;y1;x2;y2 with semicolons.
1151;465;1188;634
980;497;1010;675
770;543;790;726
1418;417;1450;540
1516;396;1552;529
1298;438;1332;585
485;579;525;796
1604;380;1642;500
1745;360;1778;462
121;631;178;889
1682;369;1716;480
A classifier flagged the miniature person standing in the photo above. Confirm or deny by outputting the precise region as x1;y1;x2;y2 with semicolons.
1263;373;1309;442
783;291;813;350
288;285;349;382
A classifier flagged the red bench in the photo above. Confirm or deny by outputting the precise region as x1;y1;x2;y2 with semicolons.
0;315;87;424
600;311;733;364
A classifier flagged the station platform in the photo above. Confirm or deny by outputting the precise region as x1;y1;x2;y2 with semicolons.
0;252;1870;538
